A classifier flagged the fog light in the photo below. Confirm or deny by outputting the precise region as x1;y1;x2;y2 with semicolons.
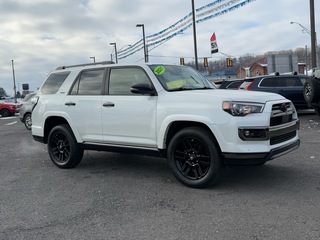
239;128;267;141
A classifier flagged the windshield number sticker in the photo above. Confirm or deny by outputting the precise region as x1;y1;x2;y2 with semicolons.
154;66;165;75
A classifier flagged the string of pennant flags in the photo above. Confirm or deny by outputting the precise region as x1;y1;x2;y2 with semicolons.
117;0;256;60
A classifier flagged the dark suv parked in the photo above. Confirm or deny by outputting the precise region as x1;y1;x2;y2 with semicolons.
239;72;311;109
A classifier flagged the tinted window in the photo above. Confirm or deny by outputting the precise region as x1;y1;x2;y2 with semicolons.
41;72;70;94
70;69;105;95
277;77;302;87
228;81;243;89
108;67;150;95
259;77;275;87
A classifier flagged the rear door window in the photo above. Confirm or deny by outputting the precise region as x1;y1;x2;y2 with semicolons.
70;69;105;95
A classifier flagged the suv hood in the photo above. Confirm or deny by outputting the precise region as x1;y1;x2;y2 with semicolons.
171;89;287;102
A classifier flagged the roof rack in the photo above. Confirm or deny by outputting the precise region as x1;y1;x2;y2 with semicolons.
269;71;298;76
56;61;115;70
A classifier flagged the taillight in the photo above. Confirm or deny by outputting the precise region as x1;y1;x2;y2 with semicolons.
240;81;254;90
245;81;254;90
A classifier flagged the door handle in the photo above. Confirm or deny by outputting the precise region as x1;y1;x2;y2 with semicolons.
65;102;76;106
103;102;115;107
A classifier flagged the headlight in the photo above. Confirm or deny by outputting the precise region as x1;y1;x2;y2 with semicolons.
222;101;265;116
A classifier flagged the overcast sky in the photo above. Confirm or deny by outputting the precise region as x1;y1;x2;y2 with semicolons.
0;0;319;95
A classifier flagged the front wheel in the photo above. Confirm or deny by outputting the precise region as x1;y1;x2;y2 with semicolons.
0;109;10;117
167;127;222;188
47;124;84;168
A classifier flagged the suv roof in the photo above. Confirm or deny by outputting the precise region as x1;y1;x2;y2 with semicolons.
55;61;115;70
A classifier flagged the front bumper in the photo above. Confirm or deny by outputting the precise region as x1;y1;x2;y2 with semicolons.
221;139;300;166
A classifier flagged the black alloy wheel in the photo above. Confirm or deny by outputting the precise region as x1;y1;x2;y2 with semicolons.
48;124;83;168
167;127;222;188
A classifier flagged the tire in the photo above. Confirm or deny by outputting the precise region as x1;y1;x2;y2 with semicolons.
47;124;84;169
304;78;320;104
23;113;32;130
0;109;10;117
167;127;222;188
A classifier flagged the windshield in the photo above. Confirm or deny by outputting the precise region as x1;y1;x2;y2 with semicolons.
149;64;216;91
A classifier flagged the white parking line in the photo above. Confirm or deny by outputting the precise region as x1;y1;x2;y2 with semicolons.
5;121;17;125
0;115;16;120
0;116;17;120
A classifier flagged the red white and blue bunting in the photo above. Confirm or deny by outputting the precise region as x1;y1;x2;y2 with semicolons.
117;0;256;60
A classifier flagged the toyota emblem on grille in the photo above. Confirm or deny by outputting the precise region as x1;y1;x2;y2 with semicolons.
280;103;288;113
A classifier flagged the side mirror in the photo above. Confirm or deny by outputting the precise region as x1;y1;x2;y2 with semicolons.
130;83;156;95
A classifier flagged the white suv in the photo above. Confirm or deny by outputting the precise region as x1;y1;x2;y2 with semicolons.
32;61;300;188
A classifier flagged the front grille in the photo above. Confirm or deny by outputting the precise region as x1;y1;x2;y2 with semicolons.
270;102;293;126
270;114;293;126
270;131;297;145
269;102;297;145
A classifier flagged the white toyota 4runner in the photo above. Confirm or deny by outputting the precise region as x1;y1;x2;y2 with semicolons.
32;62;300;188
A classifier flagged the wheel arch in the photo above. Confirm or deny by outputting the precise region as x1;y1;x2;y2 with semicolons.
162;121;221;155
43;116;78;144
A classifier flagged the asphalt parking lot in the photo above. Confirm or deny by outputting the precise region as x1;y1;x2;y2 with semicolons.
0;111;319;240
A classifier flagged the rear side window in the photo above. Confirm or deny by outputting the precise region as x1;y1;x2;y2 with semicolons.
228;81;243;89
41;72;70;94
277;77;302;87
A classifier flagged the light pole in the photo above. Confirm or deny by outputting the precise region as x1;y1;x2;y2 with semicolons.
136;24;148;62
290;21;318;68
11;60;17;103
109;42;118;63
191;0;199;70
309;0;317;68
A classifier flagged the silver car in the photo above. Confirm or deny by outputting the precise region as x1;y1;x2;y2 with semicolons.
19;92;36;130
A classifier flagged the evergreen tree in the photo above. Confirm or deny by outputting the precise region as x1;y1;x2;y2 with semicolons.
0;87;7;98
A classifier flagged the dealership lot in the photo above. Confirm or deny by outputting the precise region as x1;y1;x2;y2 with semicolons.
0;112;319;240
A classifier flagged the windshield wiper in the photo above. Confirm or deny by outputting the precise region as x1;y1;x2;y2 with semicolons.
169;86;212;91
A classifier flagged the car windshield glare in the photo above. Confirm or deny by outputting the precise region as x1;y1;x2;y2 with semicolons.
149;64;215;91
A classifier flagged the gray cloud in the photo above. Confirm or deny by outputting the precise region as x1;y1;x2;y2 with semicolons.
0;0;318;95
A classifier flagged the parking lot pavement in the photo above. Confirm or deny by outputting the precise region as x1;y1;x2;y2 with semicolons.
0;113;320;240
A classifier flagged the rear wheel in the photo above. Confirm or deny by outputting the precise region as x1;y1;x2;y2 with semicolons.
23;113;32;130
167;127;222;188
47;124;83;168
